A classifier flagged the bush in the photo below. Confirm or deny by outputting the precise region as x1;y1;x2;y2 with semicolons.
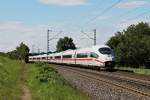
36;64;57;83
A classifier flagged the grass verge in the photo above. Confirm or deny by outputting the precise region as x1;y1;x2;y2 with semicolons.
115;67;150;75
0;56;21;100
26;63;89;100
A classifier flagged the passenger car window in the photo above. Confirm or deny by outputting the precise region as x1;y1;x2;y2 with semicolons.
63;55;72;58
55;56;61;59
77;53;88;58
90;52;99;58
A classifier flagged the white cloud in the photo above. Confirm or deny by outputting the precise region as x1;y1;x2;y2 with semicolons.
116;1;148;9
39;0;87;6
117;20;139;29
0;21;24;33
116;18;150;30
0;21;44;34
0;21;51;52
0;21;89;52
0;21;115;52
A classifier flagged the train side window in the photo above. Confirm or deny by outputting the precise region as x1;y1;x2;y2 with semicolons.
90;52;99;58
42;57;46;59
77;53;88;58
55;56;61;59
63;55;72;58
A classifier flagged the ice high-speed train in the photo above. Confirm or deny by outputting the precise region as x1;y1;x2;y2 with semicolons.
29;45;115;70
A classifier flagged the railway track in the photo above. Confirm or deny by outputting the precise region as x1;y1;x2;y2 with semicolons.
57;65;150;98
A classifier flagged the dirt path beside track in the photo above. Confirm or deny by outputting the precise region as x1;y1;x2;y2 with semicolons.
21;84;32;100
20;63;32;100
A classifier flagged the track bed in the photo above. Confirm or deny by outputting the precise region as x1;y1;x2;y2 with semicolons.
56;65;150;100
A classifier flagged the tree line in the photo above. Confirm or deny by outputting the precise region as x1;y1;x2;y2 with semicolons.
1;22;150;68
30;37;76;55
107;22;150;68
7;43;30;63
0;37;76;63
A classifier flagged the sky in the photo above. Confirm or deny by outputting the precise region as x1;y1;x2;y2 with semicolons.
0;0;150;52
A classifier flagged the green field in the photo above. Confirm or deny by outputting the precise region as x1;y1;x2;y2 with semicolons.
115;67;150;75
0;56;88;100
0;56;21;100
26;63;88;100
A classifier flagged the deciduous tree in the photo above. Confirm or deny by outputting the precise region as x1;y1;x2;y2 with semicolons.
56;37;76;52
107;22;150;67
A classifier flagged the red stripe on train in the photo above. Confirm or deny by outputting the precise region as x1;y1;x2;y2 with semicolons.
38;58;105;64
61;58;104;64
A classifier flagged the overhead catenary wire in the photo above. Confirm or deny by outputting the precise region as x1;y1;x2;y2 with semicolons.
82;0;122;27
47;30;62;55
107;7;141;24
74;0;150;48
81;30;94;40
79;0;123;44
120;10;150;24
49;31;63;41
76;0;104;17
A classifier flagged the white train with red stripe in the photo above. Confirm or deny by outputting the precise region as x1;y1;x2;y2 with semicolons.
29;45;115;70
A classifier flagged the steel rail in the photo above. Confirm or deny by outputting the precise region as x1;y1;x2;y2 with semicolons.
67;66;150;88
57;66;150;97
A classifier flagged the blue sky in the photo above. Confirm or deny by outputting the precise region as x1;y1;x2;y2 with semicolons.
0;0;150;52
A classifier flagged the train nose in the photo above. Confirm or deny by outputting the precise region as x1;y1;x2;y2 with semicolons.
105;61;115;68
104;57;114;61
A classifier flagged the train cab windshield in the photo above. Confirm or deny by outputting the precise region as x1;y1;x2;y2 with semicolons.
99;47;113;55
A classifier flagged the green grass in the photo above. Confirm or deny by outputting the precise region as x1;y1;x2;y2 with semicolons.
0;56;89;100
0;56;21;100
26;63;89;100
115;67;150;75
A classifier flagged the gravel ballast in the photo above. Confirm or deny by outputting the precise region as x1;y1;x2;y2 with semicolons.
57;66;150;100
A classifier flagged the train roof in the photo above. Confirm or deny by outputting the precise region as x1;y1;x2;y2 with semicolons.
75;45;109;53
79;45;109;49
29;45;110;57
30;54;47;58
